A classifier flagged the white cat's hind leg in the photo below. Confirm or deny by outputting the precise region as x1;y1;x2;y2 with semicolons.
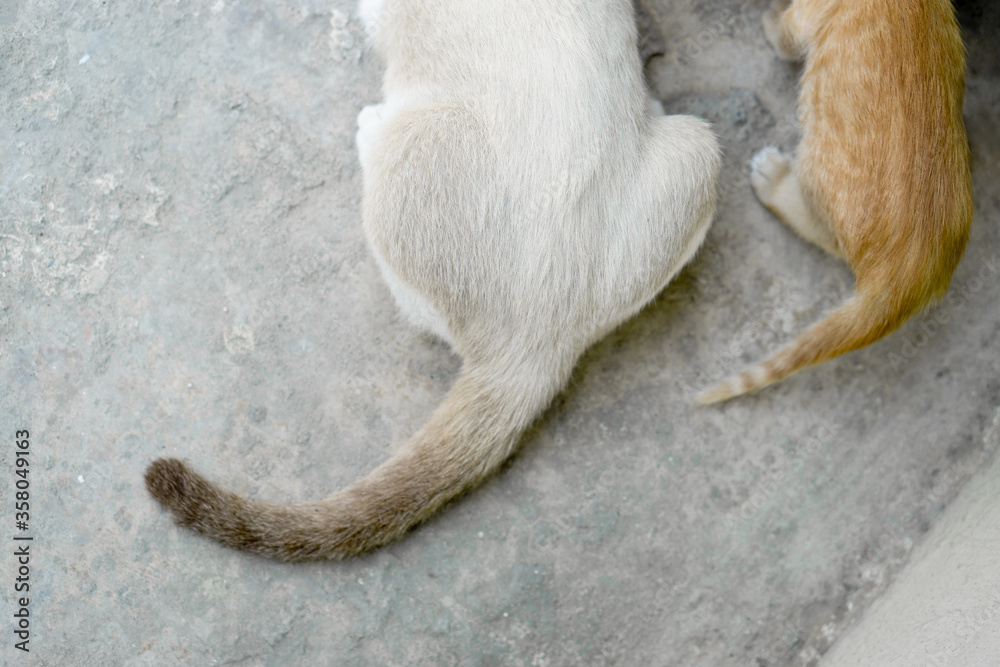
358;93;454;345
656;115;720;262
357;91;435;171
750;147;843;259
368;243;456;348
619;113;720;318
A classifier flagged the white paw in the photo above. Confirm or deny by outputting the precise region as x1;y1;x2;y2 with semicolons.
749;146;791;199
750;146;788;174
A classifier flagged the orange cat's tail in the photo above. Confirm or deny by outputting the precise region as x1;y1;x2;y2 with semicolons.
697;284;926;405
145;364;558;561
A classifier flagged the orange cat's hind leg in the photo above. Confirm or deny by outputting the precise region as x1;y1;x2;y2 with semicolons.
763;0;808;61
750;147;844;260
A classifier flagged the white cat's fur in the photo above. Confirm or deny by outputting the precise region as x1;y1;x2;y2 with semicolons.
145;0;720;561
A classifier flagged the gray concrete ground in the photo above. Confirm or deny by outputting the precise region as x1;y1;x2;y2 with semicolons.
1;0;997;665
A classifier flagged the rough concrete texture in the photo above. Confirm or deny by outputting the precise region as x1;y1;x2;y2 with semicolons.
1;0;997;664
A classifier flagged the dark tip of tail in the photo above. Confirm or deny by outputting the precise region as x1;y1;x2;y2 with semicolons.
145;458;209;525
145;458;187;505
145;458;293;559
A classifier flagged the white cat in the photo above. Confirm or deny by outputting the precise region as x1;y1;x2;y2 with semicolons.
145;0;720;561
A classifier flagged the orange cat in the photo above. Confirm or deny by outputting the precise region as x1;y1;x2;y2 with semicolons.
700;0;973;404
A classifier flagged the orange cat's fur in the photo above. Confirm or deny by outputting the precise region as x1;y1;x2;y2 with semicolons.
699;0;973;404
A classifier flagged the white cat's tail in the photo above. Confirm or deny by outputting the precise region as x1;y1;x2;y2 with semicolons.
146;363;558;561
696;283;928;405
